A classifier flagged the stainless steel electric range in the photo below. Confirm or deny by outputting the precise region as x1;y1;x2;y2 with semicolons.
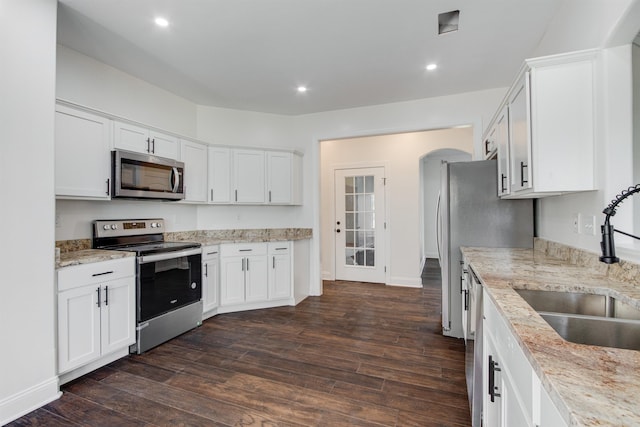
93;219;202;354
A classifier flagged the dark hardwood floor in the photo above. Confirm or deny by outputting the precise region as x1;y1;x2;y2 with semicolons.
9;259;470;426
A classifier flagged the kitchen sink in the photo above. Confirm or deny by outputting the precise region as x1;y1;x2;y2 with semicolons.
515;289;640;350
540;313;640;351
515;289;640;320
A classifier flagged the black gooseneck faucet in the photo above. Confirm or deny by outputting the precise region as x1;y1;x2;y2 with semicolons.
600;184;640;264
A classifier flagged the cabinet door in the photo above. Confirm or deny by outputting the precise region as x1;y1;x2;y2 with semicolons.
269;245;291;300
495;106;511;197
483;333;503;427
100;278;135;355
233;149;265;203
245;255;269;302
266;151;292;204
55;106;111;199
203;252;220;313
149;130;179;159
508;74;532;192
220;256;246;306
114;121;151;154
181;139;208;202
208;147;231;203
58;285;101;373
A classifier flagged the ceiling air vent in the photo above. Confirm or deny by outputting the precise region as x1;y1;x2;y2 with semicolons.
438;10;460;35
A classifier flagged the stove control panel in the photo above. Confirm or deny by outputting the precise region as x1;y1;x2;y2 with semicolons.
94;219;165;238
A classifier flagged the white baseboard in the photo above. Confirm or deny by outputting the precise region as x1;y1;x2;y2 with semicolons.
388;276;423;288
0;376;60;425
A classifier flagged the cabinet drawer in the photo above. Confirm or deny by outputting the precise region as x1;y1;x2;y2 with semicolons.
221;242;267;257
268;241;290;254
58;258;135;291
202;245;220;261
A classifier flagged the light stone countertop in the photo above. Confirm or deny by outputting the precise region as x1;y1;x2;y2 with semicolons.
56;228;312;269
461;246;640;426
56;249;135;269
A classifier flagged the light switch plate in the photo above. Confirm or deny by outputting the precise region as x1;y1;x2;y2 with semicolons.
582;214;597;236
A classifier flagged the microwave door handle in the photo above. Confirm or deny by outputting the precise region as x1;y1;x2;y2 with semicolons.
171;167;179;193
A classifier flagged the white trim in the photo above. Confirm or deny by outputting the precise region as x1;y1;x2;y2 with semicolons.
388;276;423;288
59;347;129;385
0;377;60;426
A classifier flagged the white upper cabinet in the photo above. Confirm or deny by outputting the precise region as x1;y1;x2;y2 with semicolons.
508;76;531;193
233;149;266;203
114;121;179;160
266;151;302;205
508;50;596;198
484;49;596;199
180;139;208;203
208;146;231;204
55;104;112;199
495;106;511;197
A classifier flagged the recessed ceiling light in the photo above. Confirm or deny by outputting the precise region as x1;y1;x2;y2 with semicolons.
426;63;437;71
297;86;307;93
155;17;169;27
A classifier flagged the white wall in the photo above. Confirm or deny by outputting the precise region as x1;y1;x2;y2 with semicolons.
320;128;473;286
530;0;640;258
57;45;197;137
0;0;60;423
421;150;472;259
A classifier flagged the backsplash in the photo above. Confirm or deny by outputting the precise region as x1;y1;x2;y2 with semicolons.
535;238;640;284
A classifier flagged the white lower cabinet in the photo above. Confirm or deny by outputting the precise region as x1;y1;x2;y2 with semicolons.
218;242;293;313
268;242;292;300
202;245;220;319
57;258;135;378
483;293;568;427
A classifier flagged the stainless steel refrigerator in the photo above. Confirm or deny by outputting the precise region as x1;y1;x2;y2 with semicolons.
437;159;533;339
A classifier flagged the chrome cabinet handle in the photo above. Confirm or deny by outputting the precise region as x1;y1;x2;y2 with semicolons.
269;190;272;202
210;189;213;201
151;138;155;153
146;137;151;153
204;264;208;277
106;179;110;196
104;286;109;306
96;287;101;308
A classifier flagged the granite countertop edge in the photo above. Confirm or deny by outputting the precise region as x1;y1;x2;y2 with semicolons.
461;246;640;427
56;228;312;268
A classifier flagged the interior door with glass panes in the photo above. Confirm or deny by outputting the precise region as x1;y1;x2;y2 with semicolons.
334;167;386;283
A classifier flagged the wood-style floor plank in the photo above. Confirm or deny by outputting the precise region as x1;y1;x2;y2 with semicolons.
7;259;470;426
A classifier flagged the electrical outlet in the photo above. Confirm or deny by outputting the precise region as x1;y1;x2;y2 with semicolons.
572;213;580;234
55;213;61;228
582;214;597;236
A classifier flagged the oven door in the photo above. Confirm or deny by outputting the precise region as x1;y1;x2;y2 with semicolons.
137;248;202;322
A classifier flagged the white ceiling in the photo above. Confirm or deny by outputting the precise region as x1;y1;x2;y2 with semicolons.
57;0;561;115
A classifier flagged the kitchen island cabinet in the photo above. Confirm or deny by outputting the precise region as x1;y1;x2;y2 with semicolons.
462;244;640;426
57;257;135;384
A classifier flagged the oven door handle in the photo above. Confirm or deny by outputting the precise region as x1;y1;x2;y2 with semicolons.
138;247;202;264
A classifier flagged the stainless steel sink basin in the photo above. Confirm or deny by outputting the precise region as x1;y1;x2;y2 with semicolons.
515;289;640;320
540;312;640;351
515;289;640;350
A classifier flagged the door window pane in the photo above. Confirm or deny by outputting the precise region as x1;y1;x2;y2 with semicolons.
342;174;376;268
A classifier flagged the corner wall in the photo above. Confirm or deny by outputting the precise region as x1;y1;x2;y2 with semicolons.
0;0;60;423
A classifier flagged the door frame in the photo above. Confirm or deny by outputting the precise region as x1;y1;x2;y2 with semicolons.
329;161;390;285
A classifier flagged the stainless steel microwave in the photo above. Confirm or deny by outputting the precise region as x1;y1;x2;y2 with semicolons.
112;150;185;200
